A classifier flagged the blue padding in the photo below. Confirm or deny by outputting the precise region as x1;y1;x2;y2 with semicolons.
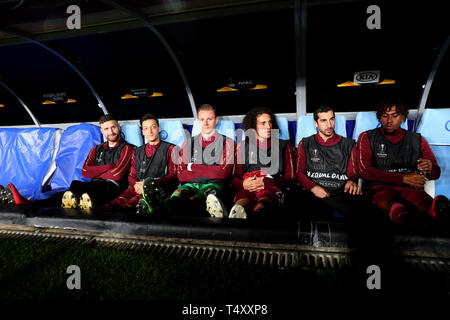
120;123;143;147
295;115;347;146
0;127;58;200
158;120;187;147
416;109;450;198
407;119;415;131
346;120;355;139
416;109;450;145
190;120;201;137
41;123;102;199
234;123;245;142
352;111;408;141
431;146;450;198
276;117;290;141
184;124;193;134
192;119;236;140
335;116;347;138
288;121;296;146
217;120;235;140
295;116;316;146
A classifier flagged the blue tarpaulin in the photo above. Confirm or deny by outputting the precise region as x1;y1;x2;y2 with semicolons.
0;127;58;200
37;123;102;199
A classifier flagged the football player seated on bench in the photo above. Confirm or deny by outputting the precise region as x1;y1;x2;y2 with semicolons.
296;105;374;221
1;114;133;214
357;98;449;224
165;104;235;218
230;107;295;219
101;113;178;214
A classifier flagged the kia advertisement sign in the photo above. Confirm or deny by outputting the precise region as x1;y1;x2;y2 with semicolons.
353;70;380;84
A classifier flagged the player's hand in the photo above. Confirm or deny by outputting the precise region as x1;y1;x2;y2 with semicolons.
344;180;362;195
311;186;330;199
242;176;256;191
134;181;144;195
417;158;432;175
249;176;265;192
243;176;264;192
403;173;426;187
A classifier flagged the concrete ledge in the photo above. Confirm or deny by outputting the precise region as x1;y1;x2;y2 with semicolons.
0;205;449;255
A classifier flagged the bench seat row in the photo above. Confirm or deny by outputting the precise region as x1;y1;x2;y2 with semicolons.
0;109;448;201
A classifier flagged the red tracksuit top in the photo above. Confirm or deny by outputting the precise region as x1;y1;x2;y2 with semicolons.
357;127;440;185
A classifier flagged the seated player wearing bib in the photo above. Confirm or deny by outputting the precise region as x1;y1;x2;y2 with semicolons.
357;98;449;224
1;114;133;214
297;106;371;220
165;104;235;218
230;107;295;219
101;113;178;214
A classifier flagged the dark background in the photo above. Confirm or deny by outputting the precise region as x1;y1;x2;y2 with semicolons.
0;0;447;125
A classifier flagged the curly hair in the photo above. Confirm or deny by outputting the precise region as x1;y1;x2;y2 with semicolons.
376;98;409;121
242;107;279;132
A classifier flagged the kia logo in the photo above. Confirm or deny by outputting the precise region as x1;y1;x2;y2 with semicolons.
355;72;378;82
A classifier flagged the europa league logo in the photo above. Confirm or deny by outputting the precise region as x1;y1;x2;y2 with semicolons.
311;148;320;162
377;143;387;158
